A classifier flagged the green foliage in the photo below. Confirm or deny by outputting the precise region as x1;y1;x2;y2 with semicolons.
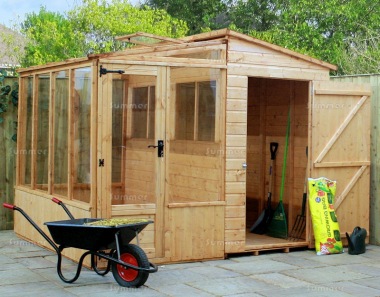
6;0;380;74
0;85;11;124
228;0;279;32
0;26;24;76
20;1;188;66
10;82;19;107
244;0;380;74
68;0;188;53
144;0;229;34
21;7;86;67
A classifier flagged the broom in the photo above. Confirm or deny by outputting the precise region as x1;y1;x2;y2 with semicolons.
266;108;290;239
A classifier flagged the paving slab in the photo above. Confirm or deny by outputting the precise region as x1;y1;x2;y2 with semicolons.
155;283;215;297
326;281;380;297
188;276;279;295
0;268;47;285
282;265;369;284
271;253;327;268
250;272;311;288
186;265;241;279
345;262;380;277
352;276;380;290
257;284;355;297
0;281;75;297
216;258;298;275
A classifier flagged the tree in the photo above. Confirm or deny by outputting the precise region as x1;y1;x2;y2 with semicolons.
19;0;188;67
21;7;86;67
228;0;280;33
338;29;380;74
68;0;188;54
144;0;229;34
247;0;380;74
144;0;380;74
0;25;26;75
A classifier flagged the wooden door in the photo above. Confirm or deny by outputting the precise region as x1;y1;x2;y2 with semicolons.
164;67;226;262
310;81;371;241
98;63;167;259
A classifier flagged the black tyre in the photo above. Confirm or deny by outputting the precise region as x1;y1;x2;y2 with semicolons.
111;244;149;287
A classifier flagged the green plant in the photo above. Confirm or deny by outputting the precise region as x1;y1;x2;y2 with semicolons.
0;85;11;124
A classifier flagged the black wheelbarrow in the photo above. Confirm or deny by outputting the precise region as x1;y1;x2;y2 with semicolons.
3;198;158;287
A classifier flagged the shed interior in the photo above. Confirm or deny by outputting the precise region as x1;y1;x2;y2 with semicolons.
245;77;309;248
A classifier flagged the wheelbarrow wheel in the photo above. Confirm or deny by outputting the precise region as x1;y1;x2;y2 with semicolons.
111;244;149;287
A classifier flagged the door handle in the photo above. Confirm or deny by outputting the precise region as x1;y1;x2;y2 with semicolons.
148;140;164;158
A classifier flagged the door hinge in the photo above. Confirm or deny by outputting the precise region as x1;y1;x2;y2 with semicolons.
99;65;125;77
99;159;105;167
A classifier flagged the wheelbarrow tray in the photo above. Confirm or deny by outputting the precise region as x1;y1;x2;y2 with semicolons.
45;218;152;251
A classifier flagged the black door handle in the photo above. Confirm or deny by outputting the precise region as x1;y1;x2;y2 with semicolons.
148;140;164;158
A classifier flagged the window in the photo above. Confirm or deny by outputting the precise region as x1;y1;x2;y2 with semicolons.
35;73;50;191
20;76;33;187
18;66;94;203
175;81;216;142
53;71;69;197
112;79;125;183
131;86;155;139
73;67;92;202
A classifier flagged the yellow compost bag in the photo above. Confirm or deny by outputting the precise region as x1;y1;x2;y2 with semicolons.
308;177;343;255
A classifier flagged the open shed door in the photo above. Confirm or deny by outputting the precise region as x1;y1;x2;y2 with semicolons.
311;81;371;240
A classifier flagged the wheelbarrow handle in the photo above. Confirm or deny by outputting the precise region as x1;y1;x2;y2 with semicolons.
3;203;16;210
52;197;62;204
3;202;59;253
51;197;75;220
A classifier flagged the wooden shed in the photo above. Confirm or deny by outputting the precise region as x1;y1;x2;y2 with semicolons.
14;29;371;263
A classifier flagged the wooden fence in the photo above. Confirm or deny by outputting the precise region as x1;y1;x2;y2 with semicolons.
331;74;380;245
0;77;18;230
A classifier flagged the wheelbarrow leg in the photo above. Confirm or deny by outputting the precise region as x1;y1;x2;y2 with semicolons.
91;250;114;276
56;246;92;283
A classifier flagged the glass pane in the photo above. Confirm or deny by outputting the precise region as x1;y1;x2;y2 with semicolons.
173;49;221;60
131;87;148;138
73;67;92;203
53;71;69;197
112;79;124;184
20;77;33;186
198;81;216;141
148;86;155;140
175;83;195;140
113;75;156;206
169;68;222;203
35;74;50;191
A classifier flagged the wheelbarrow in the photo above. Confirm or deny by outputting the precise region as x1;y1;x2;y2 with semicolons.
3;198;158;287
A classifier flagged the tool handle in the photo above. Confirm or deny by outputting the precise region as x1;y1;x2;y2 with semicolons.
279;109;291;202
301;193;307;216
3;203;15;210
270;142;279;160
